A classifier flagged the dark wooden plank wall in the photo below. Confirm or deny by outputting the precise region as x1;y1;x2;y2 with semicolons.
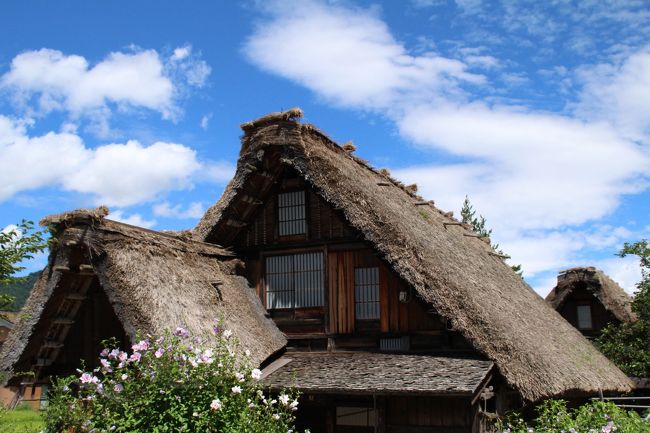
237;183;356;248
385;396;473;433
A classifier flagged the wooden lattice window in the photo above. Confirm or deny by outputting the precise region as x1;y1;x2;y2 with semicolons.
355;267;380;320
278;191;306;236
265;252;324;309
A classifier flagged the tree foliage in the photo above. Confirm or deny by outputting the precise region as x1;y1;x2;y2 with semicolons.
598;240;650;377
460;196;522;276
0;220;47;312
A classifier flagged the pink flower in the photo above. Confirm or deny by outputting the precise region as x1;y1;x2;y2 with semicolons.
100;348;109;357
154;348;164;358
129;352;142;363
132;340;150;352
174;327;189;338
251;369;262;380
80;373;99;384
100;358;112;373
118;351;128;362
114;383;124;393
210;398;222;411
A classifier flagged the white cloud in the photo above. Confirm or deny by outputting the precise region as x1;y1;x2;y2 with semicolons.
0;115;203;206
2;48;174;118
396;103;649;231
107;210;156;229
574;46;650;143
153;201;204;219
200;113;212;130
244;1;485;111
0;46;211;132
62;140;201;207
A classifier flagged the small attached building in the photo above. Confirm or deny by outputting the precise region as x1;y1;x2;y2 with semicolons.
546;267;636;339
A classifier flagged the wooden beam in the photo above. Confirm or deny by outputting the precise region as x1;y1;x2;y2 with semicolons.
244;163;258;172
256;171;274;179
78;264;94;274
42;341;63;349
377;181;391;186
443;222;462;227
225;219;247;228
53;317;75;325
64;240;78;247
240;194;263;205
53;265;70;272
463;233;483;238
65;293;87;301
414;201;431;206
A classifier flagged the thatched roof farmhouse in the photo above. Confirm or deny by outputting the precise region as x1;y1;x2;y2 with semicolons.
546;266;636;339
1;109;632;432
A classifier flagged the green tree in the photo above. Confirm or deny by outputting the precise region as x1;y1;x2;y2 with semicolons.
0;220;47;312
460;196;522;276
598;240;650;377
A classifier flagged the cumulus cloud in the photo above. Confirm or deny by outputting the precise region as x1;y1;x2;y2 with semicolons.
0;115;202;206
153;201;204;219
0;46;211;133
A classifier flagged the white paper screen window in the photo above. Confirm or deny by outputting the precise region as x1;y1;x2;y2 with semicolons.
577;305;592;330
266;252;324;309
355;267;380;320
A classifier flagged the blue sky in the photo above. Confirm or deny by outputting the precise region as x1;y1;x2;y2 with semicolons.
1;0;649;295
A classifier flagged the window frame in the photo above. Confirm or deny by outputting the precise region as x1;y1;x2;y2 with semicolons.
263;250;326;310
354;266;380;321
576;303;593;330
276;189;308;239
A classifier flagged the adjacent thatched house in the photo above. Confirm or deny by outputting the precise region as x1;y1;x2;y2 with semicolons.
546;267;636;339
0;209;284;391
0;109;633;432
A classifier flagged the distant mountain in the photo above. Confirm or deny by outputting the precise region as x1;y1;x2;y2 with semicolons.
0;271;40;311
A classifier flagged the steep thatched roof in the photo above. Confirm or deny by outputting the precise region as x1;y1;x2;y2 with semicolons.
263;352;493;396
546;267;636;323
1;209;286;375
194;110;632;401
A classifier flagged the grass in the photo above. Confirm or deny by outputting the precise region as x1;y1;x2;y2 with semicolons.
0;405;44;433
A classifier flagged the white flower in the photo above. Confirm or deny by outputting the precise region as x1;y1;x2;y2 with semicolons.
279;394;290;406
290;400;299;411
273;414;280;420
251;368;262;380
210;398;221;410
231;385;242;394
244;349;251;357
235;372;245;382
223;329;233;339
121;374;128;381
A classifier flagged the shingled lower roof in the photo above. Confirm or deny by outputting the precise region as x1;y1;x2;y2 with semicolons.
1;210;286;375
195;111;633;401
262;352;493;396
546;266;636;323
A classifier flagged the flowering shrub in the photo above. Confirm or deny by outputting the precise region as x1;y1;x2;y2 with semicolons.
44;325;301;433
494;399;650;433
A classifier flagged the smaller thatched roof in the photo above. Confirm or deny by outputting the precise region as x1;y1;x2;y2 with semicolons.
262;352;493;396
546;267;636;323
1;208;286;376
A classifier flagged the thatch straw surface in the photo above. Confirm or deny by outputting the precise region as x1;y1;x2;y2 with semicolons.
195;112;632;401
546;267;636;323
1;213;286;373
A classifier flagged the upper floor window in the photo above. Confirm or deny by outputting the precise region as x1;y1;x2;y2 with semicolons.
266;252;324;309
355;267;380;320
278;191;306;236
577;304;593;330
